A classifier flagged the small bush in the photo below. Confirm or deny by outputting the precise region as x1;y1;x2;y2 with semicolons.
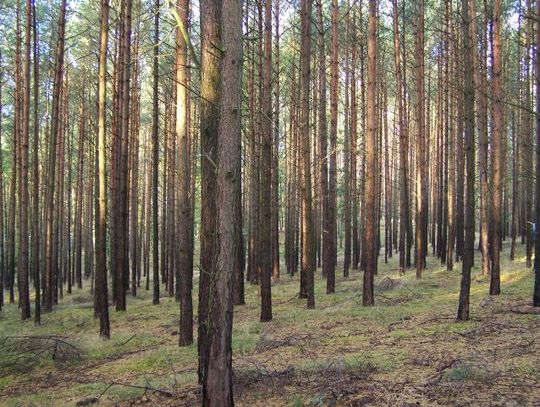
443;365;487;382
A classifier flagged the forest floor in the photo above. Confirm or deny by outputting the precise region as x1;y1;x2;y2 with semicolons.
1;241;540;406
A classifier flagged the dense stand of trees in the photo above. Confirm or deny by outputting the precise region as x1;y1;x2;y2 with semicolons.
1;0;540;404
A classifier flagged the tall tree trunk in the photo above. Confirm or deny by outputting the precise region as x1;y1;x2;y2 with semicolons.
271;0;280;281
351;10;359;269
95;0;110;338
14;0;22;309
472;0;490;277
343;6;351;277
198;0;220;386
533;0;540;306
18;0;32;319
457;0;476;321
489;0;502;296
260;0;273;322
299;0;315;309
446;0;456;271
524;0;533;268
350;23;363;270
176;0;194;345
363;0;377;306
316;0;329;281
384;75;391;264
392;0;409;274
202;0;242;404
326;0;338;293
75;104;85;290
510;110;518;260
151;0;160;305
115;0;132;311
129;28;141;298
0;55;4;312
43;0;66;312
414;0;427;278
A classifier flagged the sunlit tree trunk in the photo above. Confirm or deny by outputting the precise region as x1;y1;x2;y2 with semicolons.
176;0;194;345
363;0;377;306
94;0;110;339
489;0;502;295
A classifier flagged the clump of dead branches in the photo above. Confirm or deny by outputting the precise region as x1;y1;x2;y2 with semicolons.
0;335;84;375
254;331;318;353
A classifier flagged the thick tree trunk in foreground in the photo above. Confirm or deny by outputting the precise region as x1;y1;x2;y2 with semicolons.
198;0;220;386
202;0;242;404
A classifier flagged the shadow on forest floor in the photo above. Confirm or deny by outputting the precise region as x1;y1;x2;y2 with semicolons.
1;240;540;406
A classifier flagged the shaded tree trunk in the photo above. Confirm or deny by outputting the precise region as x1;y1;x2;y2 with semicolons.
43;0;66;312
472;0;490;277
18;0;32;320
198;0;220;386
151;0;160;305
299;0;315;309
533;0;540;306
202;0;242;403
457;0;476;321
0;55;4;312
260;0;273;322
326;0;338;293
414;0;427;278
392;0;410;274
